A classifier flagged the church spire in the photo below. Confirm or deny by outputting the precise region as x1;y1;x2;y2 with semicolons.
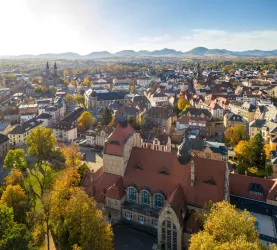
54;62;57;69
46;61;49;69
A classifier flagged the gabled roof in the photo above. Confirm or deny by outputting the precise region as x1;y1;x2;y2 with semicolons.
104;122;135;156
123;147;226;207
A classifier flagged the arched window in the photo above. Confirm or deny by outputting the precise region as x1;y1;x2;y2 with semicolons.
154;193;165;209
128;187;137;203
141;190;150;206
161;219;178;250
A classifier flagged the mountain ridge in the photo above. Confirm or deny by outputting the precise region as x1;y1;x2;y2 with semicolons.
2;47;277;59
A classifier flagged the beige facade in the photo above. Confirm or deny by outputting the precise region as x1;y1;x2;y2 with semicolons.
192;146;227;161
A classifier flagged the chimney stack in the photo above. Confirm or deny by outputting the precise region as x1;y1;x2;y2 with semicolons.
190;160;195;187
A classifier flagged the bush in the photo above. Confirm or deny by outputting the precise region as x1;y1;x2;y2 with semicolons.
247;167;265;178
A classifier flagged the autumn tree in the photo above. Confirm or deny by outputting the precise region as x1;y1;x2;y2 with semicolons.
189;201;261;250
100;107;112;125
177;96;190;111
224;124;245;147
0;185;28;223
0;204;31;250
78;111;93;132
26;126;56;167
61;144;83;168
264;143;276;160
129;85;135;93
74;94;86;109
235;140;251;163
109;118;117;128
81;77;92;87
50;169;113;250
4;169;24;186
65;93;74;104
31;77;40;85
4;149;27;171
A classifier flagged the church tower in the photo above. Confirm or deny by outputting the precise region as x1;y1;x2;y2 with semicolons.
46;61;50;77
54;62;58;76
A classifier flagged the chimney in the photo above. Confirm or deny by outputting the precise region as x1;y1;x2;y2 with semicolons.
190;160;195;187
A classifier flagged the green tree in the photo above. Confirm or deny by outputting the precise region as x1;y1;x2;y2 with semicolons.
77;163;90;182
25;126;57;168
224;124;245;147
49;86;57;96
190;201;261;250
250;133;266;170
100;107;112;125
0;204;31;250
4;149;27;171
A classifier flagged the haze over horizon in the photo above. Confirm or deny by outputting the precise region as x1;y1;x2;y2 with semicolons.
1;0;277;56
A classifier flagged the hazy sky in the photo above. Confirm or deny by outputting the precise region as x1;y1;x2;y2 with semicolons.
1;0;277;55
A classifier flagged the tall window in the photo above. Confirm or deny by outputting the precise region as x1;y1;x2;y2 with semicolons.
141;190;150;206
161;219;177;250
128;187;137;203
154;193;165;209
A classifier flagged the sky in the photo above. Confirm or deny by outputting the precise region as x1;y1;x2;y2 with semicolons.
1;0;277;55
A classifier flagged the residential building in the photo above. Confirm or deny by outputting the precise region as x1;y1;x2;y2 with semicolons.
224;113;248;131
255;105;277;122
188;139;228;161
52;107;84;142
0;134;10;158
140;131;171;152
229;101;256;122
8;117;43;146
86;125;114;148
249;119;277;142
18;104;38;116
137;76;151;87
146;106;176;133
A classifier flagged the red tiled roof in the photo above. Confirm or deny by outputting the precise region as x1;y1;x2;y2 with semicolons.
230;173;277;201
123;147;226;207
104;123;134;156
82;167;124;202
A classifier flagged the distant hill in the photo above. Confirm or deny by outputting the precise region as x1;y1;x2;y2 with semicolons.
2;47;277;59
84;51;112;58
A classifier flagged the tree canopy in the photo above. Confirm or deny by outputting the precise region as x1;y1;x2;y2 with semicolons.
61;144;83;168
189;201;261;250
100;107;112;125
224;124;245;147
4;149;27;171
0;204;31;250
177;96;190;111
78;111;93;132
65;94;74;104
25;126;57;167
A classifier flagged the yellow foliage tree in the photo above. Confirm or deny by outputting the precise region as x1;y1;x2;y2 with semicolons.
0;185;27;223
78;111;93;132
189;201;261;250
50;168;113;250
224;124;245;147
177;96;190;111
264;143;277;160
234;140;251;162
65;93;74;103
4;169;24;186
61;144;83;168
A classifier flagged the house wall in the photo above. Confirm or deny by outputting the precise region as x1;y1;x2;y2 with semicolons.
0;140;10;158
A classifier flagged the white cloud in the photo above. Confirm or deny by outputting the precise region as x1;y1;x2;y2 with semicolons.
133;30;277;52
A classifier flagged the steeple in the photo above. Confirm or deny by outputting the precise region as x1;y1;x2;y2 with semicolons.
46;61;50;76
53;62;57;76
